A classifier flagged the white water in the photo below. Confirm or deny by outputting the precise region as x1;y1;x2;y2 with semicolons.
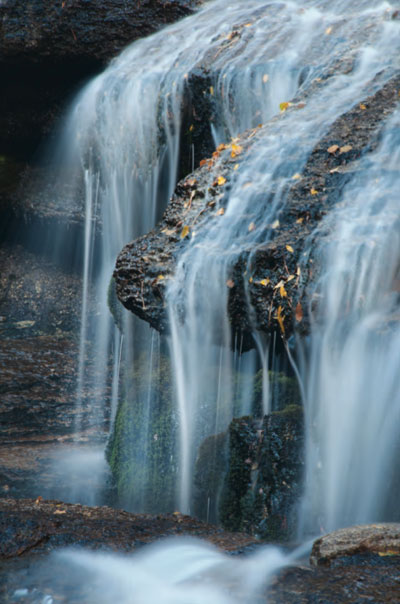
55;539;291;604
299;109;400;534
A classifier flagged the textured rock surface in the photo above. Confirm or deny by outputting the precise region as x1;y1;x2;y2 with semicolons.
220;406;304;540
114;74;400;341
0;0;200;156
310;523;400;568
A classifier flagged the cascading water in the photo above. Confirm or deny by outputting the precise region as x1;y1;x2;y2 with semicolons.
49;0;400;521
299;108;400;534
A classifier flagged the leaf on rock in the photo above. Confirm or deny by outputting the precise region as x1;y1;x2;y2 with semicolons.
259;278;270;286
325;26;333;35
280;285;287;298
217;207;225;216
292;173;301;180
210;86;214;96
226;279;235;288
286;275;295;282
217;175;227;186
234;163;239;170
279;101;292;112
327;144;339;154
157;275;165;281
231;144;243;158
276;305;285;334
271;219;280;229
360;103;367;110
248;222;256;232
274;280;285;290
263;74;269;83
339;144;353;154
286;244;294;253
296;217;304;224
310;188;318;195
295;302;303;322
180;225;190;239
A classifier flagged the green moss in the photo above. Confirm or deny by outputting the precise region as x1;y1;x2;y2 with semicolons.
107;353;178;513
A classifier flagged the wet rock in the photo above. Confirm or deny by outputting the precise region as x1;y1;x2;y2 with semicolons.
0;497;257;559
193;431;228;524
220;406;304;541
114;73;400;341
310;523;400;568
0;0;201;157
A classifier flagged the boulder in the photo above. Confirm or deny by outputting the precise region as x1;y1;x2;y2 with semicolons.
114;74;400;341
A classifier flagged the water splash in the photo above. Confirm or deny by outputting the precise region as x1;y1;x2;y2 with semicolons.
56;539;290;604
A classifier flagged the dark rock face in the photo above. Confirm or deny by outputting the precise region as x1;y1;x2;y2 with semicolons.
0;497;257;559
0;0;200;156
220;406;304;540
114;74;400;341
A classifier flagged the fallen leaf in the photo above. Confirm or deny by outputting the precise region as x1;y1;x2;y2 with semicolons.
274;280;285;290
359;103;367;110
327;144;339;154
310;188;318;195
54;509;66;515
295;302;303;322
217;208;225;216
296;102;306;109
157;275;165;281
271;219;280;229
297;266;301;276
180;225;190;239
279;101;292;112
249;276;253;283
286;275;295;282
286;244;294;253
226;279;235;288
296;217;304;224
292;173;301;180
35;496;43;505
231;144;243;158
217;175;227;186
262;74;269;83
162;228;176;236
248;222;256;232
339;144;353;154
276;305;285;334
210;86;214;96
189;124;194;132
325;26;333;35
280;285;287;298
259;278;270;286
234;163;239;170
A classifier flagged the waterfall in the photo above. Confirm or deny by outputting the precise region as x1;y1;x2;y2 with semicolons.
299;108;400;534
39;0;400;525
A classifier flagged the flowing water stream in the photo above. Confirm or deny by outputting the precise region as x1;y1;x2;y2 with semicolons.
17;0;400;600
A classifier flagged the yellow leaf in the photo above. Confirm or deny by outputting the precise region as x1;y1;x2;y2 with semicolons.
310;188;318;195
296;217;304;224
360;103;367;110
248;222;256;232
180;225;190;239
259;278;270;286
157;275;165;281
262;74;269;83
210;86;214;96
292;173;301;180
231;144;243;158
327;144;339;154
279;101;291;112
217;175;227;186
286;244;294;253
295;302;303;322
280;285;287;298
234;163;239;171
276;305;285;334
226;279;235;288
297;266;301;277
274;280;285;290
378;551;399;557
216;143;228;152
286;275;295;282
189;124;194;132
217;208;225;216
244;22;252;27
271;219;280;229
54;509;66;515
339;144;353;154
249;276;253;283
325;26;333;35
